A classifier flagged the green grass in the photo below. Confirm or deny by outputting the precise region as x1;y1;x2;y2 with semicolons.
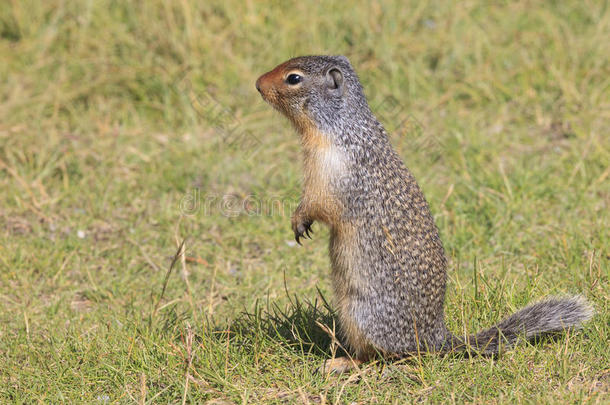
0;0;608;403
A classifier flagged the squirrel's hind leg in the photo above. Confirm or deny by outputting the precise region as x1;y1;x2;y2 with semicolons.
317;328;375;374
318;357;363;375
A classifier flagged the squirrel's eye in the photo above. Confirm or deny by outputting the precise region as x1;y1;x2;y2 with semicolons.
286;74;303;85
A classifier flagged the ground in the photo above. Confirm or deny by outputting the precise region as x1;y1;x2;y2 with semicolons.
0;1;608;403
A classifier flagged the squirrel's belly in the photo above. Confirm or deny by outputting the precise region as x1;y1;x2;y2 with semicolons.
328;224;376;357
303;146;346;226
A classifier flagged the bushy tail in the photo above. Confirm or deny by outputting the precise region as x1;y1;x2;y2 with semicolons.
446;295;594;354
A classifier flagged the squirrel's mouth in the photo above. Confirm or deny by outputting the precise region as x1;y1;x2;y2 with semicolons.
255;77;275;104
257;89;281;112
255;80;284;113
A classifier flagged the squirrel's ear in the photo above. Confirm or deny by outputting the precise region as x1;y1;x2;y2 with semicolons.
326;68;344;96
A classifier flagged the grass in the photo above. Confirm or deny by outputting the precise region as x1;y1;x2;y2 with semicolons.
0;0;608;403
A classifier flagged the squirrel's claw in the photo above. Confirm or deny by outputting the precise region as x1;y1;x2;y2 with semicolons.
293;219;314;245
305;226;312;239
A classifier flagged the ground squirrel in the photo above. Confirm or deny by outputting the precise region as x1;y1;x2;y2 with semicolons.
255;55;593;373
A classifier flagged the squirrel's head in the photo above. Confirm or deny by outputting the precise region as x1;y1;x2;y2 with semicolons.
256;55;371;136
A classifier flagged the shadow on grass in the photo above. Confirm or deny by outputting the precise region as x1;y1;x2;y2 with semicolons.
148;243;344;358
229;288;348;358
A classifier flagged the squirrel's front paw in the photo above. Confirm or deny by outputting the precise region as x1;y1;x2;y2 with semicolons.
291;215;314;245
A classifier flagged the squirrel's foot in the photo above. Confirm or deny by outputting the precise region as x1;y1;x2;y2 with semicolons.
291;214;314;245
317;357;363;375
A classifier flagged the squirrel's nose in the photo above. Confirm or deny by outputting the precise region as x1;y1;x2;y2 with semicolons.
255;78;262;93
